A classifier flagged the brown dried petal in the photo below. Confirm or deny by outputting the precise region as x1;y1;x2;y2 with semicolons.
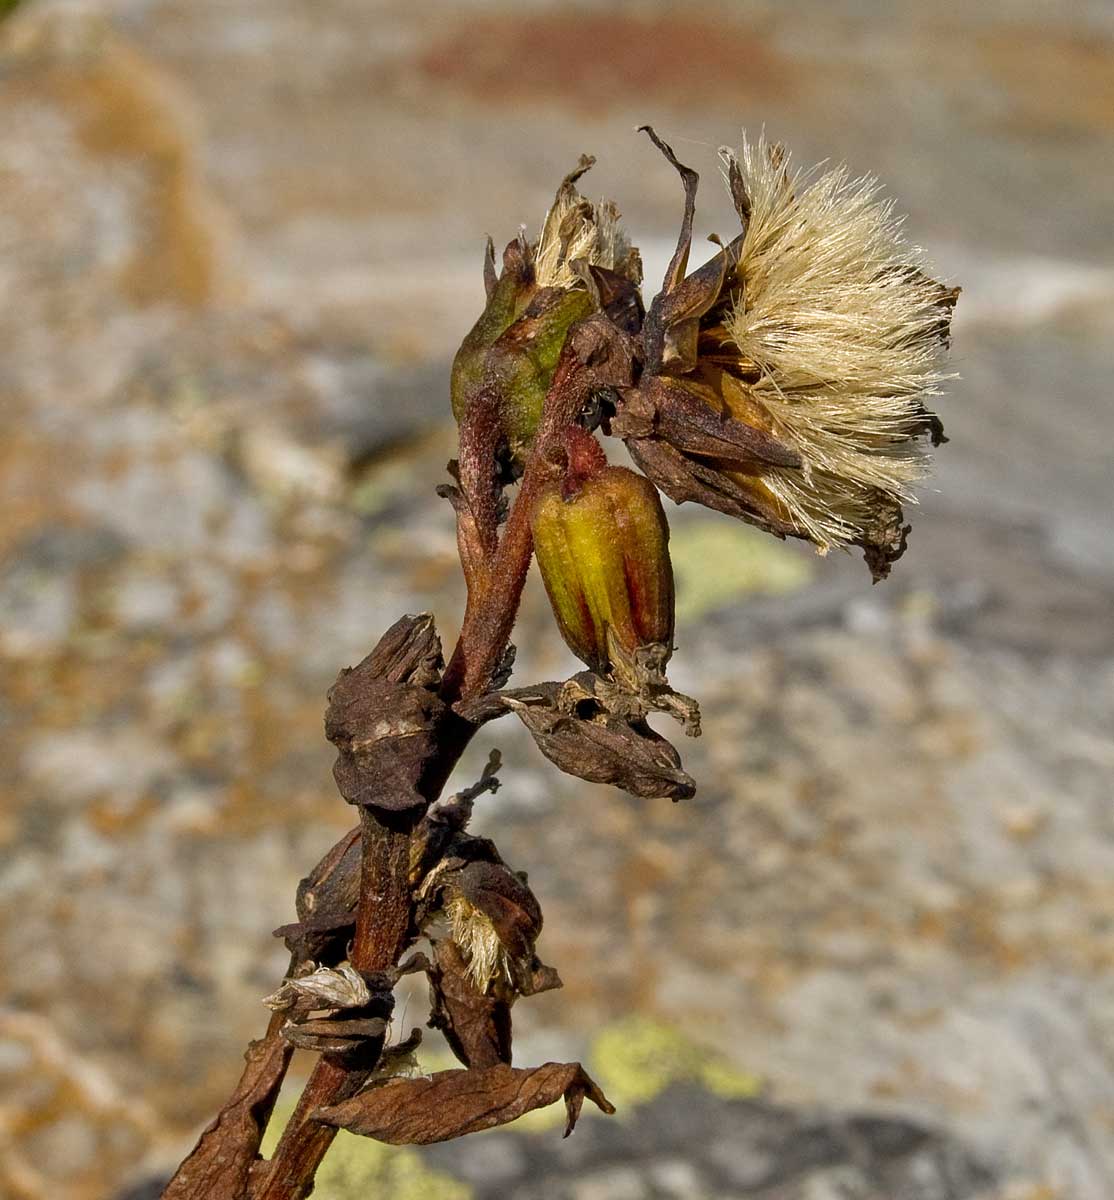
508;688;695;801
315;1062;615;1144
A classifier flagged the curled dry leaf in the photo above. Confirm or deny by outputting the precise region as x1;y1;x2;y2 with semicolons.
315;1061;615;1145
161;1034;291;1200
326;673;452;812
274;824;361;963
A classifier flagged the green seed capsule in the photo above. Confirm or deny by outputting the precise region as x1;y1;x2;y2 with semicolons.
531;438;674;675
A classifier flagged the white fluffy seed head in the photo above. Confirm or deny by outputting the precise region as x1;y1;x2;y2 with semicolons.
720;133;954;553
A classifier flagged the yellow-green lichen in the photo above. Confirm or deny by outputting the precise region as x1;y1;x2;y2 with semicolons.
590;1016;762;1109
261;1098;473;1200
670;520;813;622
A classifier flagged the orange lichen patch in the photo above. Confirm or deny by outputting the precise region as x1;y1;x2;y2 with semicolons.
2;27;236;307
974;26;1114;134
416;12;795;112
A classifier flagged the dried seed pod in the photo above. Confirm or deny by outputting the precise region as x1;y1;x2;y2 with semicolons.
506;682;695;802
531;427;674;676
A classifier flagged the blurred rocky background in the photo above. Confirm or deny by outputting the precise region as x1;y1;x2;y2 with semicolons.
1;1;1112;1198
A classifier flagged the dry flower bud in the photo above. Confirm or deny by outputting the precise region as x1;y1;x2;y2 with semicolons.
531;427;674;676
451;157;640;460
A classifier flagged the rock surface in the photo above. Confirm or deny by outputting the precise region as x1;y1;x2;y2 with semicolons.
0;2;1111;1199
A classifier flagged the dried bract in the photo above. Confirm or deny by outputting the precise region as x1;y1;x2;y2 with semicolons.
506;681;696;801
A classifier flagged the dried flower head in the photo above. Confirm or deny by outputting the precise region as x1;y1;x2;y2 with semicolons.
721;134;955;557
615;128;958;579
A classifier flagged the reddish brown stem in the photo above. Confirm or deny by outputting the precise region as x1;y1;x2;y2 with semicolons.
442;341;601;704
170;315;628;1200
251;809;418;1200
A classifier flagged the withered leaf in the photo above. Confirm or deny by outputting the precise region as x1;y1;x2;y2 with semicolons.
315;1062;615;1144
327;675;452;811
617;376;802;469
626;436;798;539
161;1033;291;1200
295;826;361;926
279;830;360;959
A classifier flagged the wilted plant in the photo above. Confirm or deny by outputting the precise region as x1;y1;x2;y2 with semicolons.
163;128;958;1200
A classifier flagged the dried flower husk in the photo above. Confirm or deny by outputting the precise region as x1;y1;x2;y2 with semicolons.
325;616;455;812
506;681;695;801
417;837;556;997
615;128;958;580
531;429;674;676
426;938;513;1068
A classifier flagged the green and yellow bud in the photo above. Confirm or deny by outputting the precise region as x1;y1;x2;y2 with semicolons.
531;429;674;676
486;287;595;461
450;156;641;460
450;237;537;423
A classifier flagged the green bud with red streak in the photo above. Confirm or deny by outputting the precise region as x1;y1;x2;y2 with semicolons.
530;428;674;676
450;237;538;423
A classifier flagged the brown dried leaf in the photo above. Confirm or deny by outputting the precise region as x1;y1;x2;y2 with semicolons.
315;1061;615;1145
326;674;452;811
627;436;798;539
161;1034;291;1200
616;377;801;469
295;826;361;925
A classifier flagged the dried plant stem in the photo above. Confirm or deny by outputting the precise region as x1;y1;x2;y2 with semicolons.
252;811;418;1200
443;339;600;703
